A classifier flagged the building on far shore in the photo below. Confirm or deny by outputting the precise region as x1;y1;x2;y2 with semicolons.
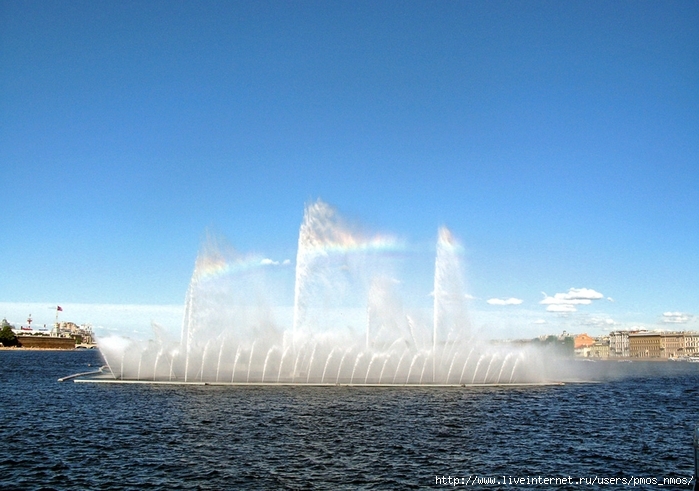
55;322;94;345
684;332;699;357
571;330;699;360
609;331;634;358
574;333;596;358
8;319;95;349
590;338;610;359
661;332;685;359
628;331;695;359
629;331;662;358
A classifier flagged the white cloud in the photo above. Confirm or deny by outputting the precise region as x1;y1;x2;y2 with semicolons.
545;298;591;305
261;258;292;267
607;297;614;302
663;312;693;324
533;319;547;324
540;288;604;312
540;288;603;305
581;316;619;329
487;297;523;306
546;304;577;313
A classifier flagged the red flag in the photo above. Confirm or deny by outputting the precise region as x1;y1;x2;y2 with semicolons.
57;306;63;311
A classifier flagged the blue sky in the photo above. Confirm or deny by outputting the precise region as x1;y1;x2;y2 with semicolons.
1;1;697;339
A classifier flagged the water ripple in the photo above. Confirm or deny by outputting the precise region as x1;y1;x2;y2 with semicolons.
1;351;698;490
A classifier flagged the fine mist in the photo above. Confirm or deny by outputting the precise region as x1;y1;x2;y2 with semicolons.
99;199;569;385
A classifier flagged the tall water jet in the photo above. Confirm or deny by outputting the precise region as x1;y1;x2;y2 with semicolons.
291;200;396;349
433;227;470;381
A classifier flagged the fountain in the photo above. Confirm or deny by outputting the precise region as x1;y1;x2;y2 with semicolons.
98;199;549;385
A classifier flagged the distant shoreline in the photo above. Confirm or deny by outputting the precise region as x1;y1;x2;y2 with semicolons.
0;346;689;362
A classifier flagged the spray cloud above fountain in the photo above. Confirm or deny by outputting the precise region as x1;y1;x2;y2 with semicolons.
99;199;549;384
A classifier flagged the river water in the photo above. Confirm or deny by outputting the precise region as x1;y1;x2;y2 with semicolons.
0;349;697;490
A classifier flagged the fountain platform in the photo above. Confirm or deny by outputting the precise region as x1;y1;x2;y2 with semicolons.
62;372;565;387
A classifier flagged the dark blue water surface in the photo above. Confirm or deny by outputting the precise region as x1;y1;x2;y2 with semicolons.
1;350;697;490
